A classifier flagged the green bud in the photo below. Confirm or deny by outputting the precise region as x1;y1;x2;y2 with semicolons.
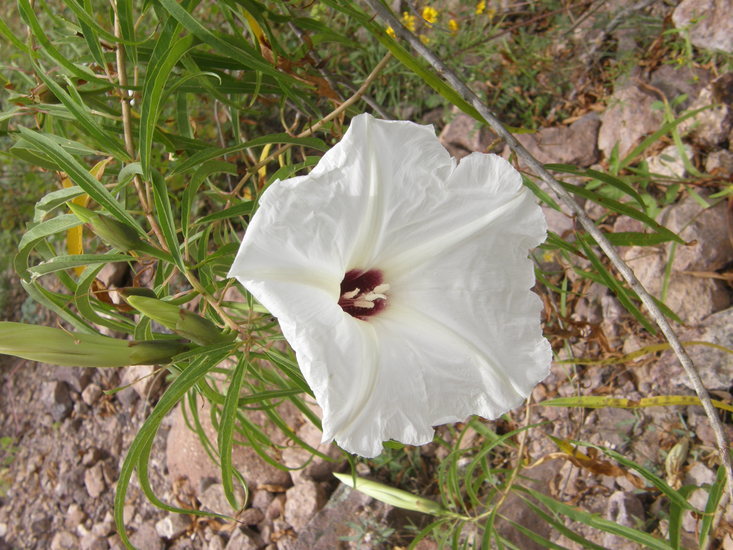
125;295;234;346
68;203;144;252
333;473;446;515
0;322;187;367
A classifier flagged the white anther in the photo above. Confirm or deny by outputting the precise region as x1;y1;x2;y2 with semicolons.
373;283;390;294
354;299;375;309
341;288;360;299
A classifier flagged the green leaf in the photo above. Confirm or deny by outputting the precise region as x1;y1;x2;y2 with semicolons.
150;171;184;269
16;128;145;235
219;356;249;511
29;254;133;277
140;31;196;178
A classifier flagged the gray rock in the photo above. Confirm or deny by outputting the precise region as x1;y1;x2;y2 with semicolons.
81;383;102;407
52;366;93;393
705;149;733;176
618;196;733;323
207;535;226;550
603;491;645;549
679;77;733;148
129;522;164;550
673;0;733;53
166;402;292;497
650;65;711;112
79;533;108;550
598;78;664;160
513;113;601;167
42;381;73;422
155;513;191;540
684;462;717;486
50;531;79;550
64;503;86;530
198;483;246;516
677;307;733;390
284;484;390;550
682;488;710;532
647;144;694;178
224;527;263;550
439;109;501;158
283;480;327;532
84;462;106;499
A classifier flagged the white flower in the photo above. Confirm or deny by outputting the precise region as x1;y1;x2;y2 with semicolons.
228;114;551;457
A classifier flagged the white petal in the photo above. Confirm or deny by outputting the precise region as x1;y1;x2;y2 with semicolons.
228;116;550;458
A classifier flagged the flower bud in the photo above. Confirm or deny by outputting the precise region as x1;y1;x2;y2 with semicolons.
333;473;445;515
68;203;144;252
125;295;234;346
0;322;187;367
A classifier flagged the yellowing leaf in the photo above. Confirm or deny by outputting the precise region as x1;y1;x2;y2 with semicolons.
63;157;113;274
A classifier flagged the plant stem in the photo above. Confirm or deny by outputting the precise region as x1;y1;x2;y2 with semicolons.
363;0;733;501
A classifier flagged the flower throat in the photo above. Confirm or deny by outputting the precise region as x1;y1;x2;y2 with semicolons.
338;269;389;320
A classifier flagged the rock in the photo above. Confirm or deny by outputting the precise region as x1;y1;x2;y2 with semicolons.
598;78;664;159
586;408;637;451
81;383;102;407
284;484;391;550
207;535;226;550
166;402;292;497
513;113;601;167
283;480;327;532
495;462;557;549
673;0;733;53
84;462;106;499
647;144;694;178
682;488;710;532
198;483;246;516
439;109;501;158
602;491;645;549
52;366;93;393
50;531;79;550
675;308;733;390
224;527;262;550
155;513;191;540
42;381;73;422
120;364;161;402
64;503;86;530
649;65;711;112
684;462;716;486
129;522;164;550
618;196;733;324
705;149;733;176
679;75;733;148
79;533;107;550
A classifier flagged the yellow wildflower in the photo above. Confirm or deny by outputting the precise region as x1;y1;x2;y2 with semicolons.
422;6;439;24
401;11;417;32
386;26;396;38
419;34;430;45
448;18;459;33
475;1;486;15
487;7;496;20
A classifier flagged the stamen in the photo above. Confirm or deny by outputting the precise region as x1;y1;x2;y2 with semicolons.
341;288;360;300
338;269;389;320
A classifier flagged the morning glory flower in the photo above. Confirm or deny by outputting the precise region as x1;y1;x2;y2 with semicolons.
228;114;551;458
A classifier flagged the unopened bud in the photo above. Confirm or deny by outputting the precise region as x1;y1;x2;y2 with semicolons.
125;295;234;346
0;322;187;367
333;473;446;515
68;203;143;252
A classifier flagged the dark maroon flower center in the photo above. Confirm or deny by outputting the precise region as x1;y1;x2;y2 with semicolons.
338;269;389;320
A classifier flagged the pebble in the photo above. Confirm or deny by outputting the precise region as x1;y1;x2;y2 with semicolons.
81;383;103;406
50;531;79;550
155;513;191;540
84;462;107;498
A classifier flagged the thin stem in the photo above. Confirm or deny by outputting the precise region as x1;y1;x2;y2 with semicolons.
228;52;392;199
363;0;733;501
114;2;167;251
